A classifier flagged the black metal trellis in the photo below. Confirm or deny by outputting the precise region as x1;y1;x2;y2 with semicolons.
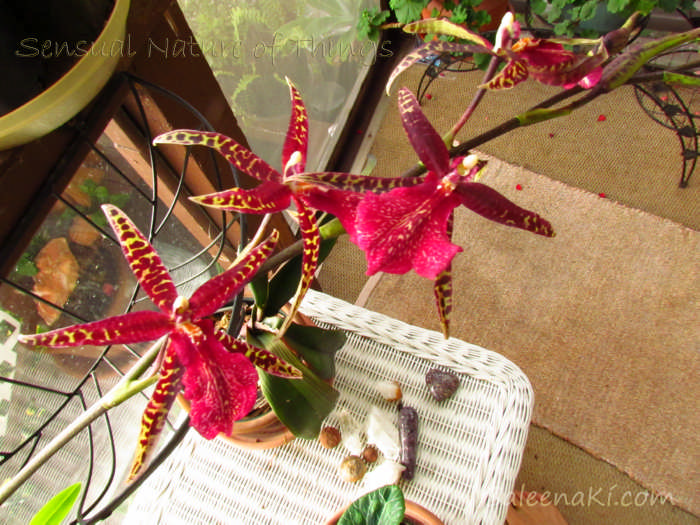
0;73;250;524
632;44;700;188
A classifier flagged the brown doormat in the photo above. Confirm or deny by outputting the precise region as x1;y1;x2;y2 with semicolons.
361;156;699;515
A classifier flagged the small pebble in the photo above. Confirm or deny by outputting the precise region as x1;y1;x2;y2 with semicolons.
425;368;460;401
362;445;379;464
319;426;341;449
339;455;366;483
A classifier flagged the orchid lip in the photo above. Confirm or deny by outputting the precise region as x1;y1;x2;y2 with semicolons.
284;151;303;176
172;296;190;317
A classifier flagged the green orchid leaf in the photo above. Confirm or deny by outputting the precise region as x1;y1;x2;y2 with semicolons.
29;483;82;525
262;235;337;319
282;323;346;380
249;273;270;314
338;485;405;525
248;330;339;439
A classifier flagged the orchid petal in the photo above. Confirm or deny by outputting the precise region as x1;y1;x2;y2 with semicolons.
482;60;529;90
128;342;184;480
190;182;291;213
297;185;364;242
282;78;309;178
599;27;700;92
403;19;493;48
153;130;282;184
18;310;172;348
215;329;302;378
456;182;555;237
174;324;258;439
386;40;489;95
434;267;453;339
279;199;320;335
398;88;450;176
356;180;462;279
433;212;455;339
188;231;279;320
102;205;178;314
292;172;428;193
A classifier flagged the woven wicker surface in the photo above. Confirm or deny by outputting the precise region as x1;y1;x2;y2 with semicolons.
125;290;533;524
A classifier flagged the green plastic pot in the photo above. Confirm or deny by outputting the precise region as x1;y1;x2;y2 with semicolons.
0;0;130;150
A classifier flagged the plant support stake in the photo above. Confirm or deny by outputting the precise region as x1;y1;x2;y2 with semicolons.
0;336;167;506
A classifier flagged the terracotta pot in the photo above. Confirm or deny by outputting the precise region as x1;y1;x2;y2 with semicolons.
477;0;512;32
179;308;318;449
179;396;296;450
324;499;444;525
421;0;512;32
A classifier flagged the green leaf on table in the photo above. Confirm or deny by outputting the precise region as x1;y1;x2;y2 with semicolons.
283;323;346;380
338;485;405;525
29;483;81;525
248;330;339;439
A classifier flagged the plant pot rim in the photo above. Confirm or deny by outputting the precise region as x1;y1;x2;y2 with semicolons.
323;499;444;525
0;0;130;150
177;394;296;450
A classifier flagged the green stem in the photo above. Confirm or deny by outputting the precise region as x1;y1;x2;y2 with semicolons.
443;54;503;145
259;217;346;275
0;337;166;506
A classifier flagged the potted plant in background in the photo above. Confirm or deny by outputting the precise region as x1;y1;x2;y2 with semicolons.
358;0;512;41
528;0;697;36
1;9;700;524
0;0;130;150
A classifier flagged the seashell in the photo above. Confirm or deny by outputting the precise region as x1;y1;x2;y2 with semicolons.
361;460;405;493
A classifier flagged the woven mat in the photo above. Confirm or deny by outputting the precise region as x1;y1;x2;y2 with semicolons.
362;156;700;515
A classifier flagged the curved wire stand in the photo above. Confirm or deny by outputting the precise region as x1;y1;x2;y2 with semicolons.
0;73;248;523
633;44;700;188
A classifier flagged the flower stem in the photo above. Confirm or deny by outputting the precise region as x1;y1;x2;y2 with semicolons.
443;54;503;145
0;337;166;506
258;217;346;274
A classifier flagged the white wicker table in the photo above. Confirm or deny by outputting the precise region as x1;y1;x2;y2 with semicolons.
125;290;533;524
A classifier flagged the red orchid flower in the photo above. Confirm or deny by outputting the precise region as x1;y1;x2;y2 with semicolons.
152;79;321;334
387;14;612;93
351;88;555;336
18;205;300;479
153;79;426;331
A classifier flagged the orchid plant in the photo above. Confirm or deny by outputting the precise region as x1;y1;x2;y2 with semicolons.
4;9;700;521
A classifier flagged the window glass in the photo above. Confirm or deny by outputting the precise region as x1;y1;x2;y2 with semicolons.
179;0;379;170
